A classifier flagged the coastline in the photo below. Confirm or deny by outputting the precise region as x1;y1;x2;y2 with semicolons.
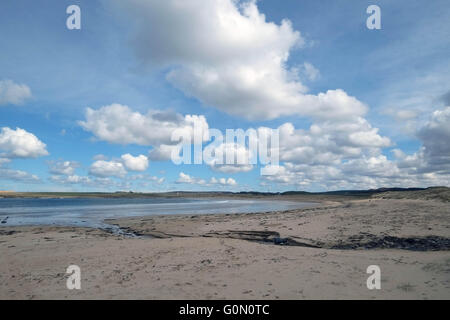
1;192;449;299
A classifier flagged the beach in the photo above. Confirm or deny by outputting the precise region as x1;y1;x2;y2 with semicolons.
0;190;449;299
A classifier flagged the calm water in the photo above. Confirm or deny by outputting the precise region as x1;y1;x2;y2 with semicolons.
0;197;315;229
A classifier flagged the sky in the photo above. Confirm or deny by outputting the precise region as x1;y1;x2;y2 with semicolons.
0;0;449;192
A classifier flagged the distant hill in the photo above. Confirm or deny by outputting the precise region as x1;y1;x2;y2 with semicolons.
281;187;426;197
371;187;450;202
0;187;448;201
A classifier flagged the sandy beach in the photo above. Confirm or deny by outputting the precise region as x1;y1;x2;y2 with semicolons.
0;190;449;299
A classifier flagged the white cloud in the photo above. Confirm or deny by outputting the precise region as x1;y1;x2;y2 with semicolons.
261;159;396;190
0;127;48;158
210;164;253;173
218;177;237;186
341;155;401;178
0;158;11;166
390;109;418;121
128;174;165;184
79;103;209;146
121;153;149;171
0;154;40;183
50;174;128;190
149;144;181;161
74;101;449;190
176;172;237;186
111;0;368;121
48;160;80;175
301;62;320;81
93;154;108;161
0;80;32;106
156;177;165;184
0;128;44;184
176;172;206;185
0;168;40;182
277;118;391;166
260;107;450;190
50;174;91;185
47;160;164;190
204;142;254;173
78;102;394;181
114;0;302;67
89;160;127;178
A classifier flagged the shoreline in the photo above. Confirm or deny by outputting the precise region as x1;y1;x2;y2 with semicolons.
0;197;321;231
1;195;449;299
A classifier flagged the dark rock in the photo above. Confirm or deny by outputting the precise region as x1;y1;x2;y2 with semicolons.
331;235;450;251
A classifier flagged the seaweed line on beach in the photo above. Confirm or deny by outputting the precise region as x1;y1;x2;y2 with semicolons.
106;225;450;252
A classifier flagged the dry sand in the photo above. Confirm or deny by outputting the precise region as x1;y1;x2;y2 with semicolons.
0;196;449;299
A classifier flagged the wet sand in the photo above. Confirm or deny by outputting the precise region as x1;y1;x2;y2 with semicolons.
0;195;449;299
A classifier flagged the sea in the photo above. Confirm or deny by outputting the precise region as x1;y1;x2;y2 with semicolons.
0;197;315;229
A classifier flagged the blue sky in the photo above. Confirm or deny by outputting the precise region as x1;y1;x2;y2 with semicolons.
1;0;449;192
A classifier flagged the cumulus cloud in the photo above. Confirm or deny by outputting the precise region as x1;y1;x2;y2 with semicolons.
50;174;91;185
394;107;450;176
148;144;181;161
89;160;127;178
50;174;130;190
416;107;450;173
40;142;164;190
176;172;237;186
80;104;212;164
110;0;367;121
261;107;450;190
210;177;237;186
204;142;255;173
121;153;149;171
300;62;320;81
128;173;165;184
0;156;39;182
0;168;40;182
49;165;165;191
47;160;104;187
261;158;399;191
48;160;80;175
210;164;253;174
79;103;209;146
114;0;302;67
78;102;392;179
0;127;48;158
0;80;32;106
277;118;391;166
176;172;206;185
